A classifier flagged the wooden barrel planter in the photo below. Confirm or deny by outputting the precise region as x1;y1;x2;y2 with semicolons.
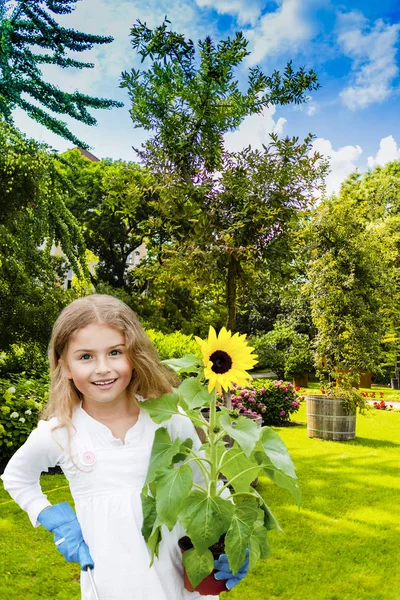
306;395;356;441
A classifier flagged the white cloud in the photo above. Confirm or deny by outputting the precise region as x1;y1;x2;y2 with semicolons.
293;96;319;116
337;11;400;110
246;0;313;66
224;106;286;152
195;0;262;26
367;135;400;168
312;137;363;196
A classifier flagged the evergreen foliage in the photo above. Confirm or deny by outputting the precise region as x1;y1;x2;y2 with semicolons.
0;121;84;348
0;0;123;146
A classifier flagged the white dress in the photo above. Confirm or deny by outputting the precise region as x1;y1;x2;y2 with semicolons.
1;403;219;600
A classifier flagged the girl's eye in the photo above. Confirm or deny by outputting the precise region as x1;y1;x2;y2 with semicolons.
80;354;91;361
110;349;121;356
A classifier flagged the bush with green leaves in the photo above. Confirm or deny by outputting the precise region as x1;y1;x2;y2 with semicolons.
146;330;201;361
229;379;301;426
250;323;314;379
0;376;49;463
0;342;49;378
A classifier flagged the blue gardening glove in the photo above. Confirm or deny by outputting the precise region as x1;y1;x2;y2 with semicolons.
214;548;250;590
37;502;93;571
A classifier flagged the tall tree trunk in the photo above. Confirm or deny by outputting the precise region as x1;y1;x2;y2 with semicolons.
227;254;239;332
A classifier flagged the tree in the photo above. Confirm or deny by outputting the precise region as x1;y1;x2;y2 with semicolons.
197;138;325;330
306;192;393;382
121;18;320;180
331;161;400;383
122;20;324;330
0;122;85;349
0;0;123;147
59;149;164;289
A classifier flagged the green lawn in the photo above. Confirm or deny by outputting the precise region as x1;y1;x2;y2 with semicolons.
1;403;400;599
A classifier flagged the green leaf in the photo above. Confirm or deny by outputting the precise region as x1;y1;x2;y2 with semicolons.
253;427;301;505
225;500;261;574
218;410;261;457
147;522;162;566
145;427;182;484
179;491;234;553
155;465;193;530
141;489;157;541
248;525;270;571
172;437;193;464
254;450;302;506
178;377;213;409
220;444;260;493
162;355;202;374
251;490;282;532
141;392;182;424
257;427;297;478
182;547;215;588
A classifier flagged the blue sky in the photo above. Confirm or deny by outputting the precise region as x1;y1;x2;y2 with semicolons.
12;0;400;194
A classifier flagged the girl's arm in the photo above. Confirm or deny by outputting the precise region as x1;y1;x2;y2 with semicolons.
1;418;64;527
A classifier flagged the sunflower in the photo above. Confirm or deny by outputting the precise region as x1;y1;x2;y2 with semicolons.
195;326;258;393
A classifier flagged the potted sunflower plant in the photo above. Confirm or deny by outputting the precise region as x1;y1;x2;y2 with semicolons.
140;327;301;594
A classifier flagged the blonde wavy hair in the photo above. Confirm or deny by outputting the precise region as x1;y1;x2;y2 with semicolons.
42;294;176;436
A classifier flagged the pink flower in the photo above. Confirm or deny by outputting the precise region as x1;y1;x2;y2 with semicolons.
260;387;266;393
280;410;286;416
282;386;287;392
292;401;299;407
285;396;289;400
261;407;266;413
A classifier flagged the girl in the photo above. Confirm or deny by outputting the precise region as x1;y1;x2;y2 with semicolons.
1;294;243;600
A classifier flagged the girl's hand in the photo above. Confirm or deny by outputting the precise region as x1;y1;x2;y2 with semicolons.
38;502;94;571
214;548;250;590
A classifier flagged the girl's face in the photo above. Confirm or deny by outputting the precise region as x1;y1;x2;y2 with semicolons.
63;323;133;407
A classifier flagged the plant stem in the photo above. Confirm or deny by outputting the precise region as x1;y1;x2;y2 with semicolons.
209;389;218;497
217;466;260;495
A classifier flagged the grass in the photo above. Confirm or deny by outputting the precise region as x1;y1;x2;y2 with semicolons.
1;404;400;599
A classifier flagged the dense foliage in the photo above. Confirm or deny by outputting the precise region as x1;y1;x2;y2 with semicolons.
307;169;398;383
250;322;314;378
0;122;84;349
0;0;122;146
0;376;49;462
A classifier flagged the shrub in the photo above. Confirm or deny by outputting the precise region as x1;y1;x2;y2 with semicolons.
0;375;49;463
250;333;284;375
250;323;314;379
0;342;49;378
146;330;201;361
229;378;301;426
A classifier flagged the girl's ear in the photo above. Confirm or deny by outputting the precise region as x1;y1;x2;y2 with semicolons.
59;358;73;380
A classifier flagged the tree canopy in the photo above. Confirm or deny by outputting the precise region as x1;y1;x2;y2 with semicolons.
0;0;123;146
0;122;84;348
121;18;320;181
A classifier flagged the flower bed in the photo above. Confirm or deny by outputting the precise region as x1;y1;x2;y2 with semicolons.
223;378;302;426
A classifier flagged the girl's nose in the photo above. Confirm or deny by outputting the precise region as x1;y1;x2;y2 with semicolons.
94;359;111;374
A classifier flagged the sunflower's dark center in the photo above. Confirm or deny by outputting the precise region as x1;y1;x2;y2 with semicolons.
210;350;232;374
